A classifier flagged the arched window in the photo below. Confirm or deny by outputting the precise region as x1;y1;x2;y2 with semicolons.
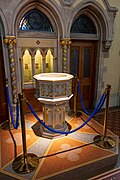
35;50;43;74
22;48;54;84
45;50;53;72
23;49;32;82
19;9;54;32
71;14;96;34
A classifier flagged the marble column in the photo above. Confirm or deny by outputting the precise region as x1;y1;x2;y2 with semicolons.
60;38;72;73
4;36;17;103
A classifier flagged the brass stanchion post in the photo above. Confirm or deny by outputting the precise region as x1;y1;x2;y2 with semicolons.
68;76;82;117
12;93;39;174
94;85;115;149
74;77;77;114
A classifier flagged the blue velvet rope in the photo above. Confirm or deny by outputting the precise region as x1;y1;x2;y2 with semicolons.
80;93;106;115
26;95;105;135
6;86;19;129
92;94;106;114
77;80;106;115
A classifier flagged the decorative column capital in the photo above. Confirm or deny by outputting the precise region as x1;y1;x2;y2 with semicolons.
102;40;112;52
4;36;16;45
60;38;72;45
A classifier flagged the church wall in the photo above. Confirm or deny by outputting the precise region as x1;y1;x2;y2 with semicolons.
103;0;120;106
0;0;120;107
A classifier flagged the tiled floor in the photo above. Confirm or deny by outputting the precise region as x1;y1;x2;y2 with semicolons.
0;108;120;180
94;107;120;140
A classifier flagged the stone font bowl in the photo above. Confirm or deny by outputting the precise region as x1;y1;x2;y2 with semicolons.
34;73;74;99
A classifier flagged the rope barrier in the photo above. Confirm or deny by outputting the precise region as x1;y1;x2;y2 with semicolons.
77;80;106;115
25;92;106;135
6;86;19;129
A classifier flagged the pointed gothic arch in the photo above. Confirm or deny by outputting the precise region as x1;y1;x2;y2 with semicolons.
69;0;117;52
11;0;64;37
68;0;118;108
0;9;8;35
70;14;97;34
19;9;54;32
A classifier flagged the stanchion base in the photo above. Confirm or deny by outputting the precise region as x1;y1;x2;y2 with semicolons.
12;153;39;174
94;135;116;149
1;121;14;131
68;110;82;117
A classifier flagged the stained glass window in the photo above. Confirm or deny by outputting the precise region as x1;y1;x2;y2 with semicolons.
19;9;54;32
71;14;96;34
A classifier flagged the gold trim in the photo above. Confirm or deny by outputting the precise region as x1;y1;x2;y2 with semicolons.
4;36;16;44
60;38;72;45
10;58;15;63
11;67;15;72
10;48;14;53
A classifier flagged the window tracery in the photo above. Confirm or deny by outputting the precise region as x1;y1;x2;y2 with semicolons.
22;48;54;86
19;9;54;32
71;14;96;34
